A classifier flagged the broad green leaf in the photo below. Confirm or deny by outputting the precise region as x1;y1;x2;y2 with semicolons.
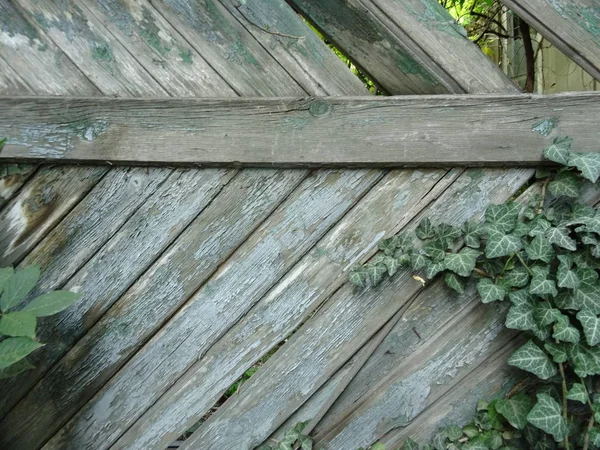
382;256;400;277
512;220;532;237
574;281;600;314
0;312;36;338
566;383;588;404
545;227;577;251
535;167;552;179
300;437;312;450
416;218;436;240
556;265;579;290
506;304;536;331
496;393;533;430
349;268;368;288
525;235;554;263
446;425;463;442
543;136;572;165
529;266;558;297
528;218;552;237
444;272;466;294
527;394;568;441
445;247;481;277
436;223;462;248
477;278;506;303
370;444;386;450
568;151;600;183
462;424;479;438
569;343;600;377
577;310;600;346
480;259;505;276
544;342;569;363
0;267;13;296
402;438;419;450
0;336;43;369
534;303;562;327
0;137;5;149
548;171;580;198
567;211;600;235
423;239;446;262
485;203;520;234
463;220;481;248
411;253;431;271
432;433;446;450
0;266;40;313
485;231;522;259
378;238;397;256
364;263;387;287
0;357;34;379
425;261;445;279
589;428;600;449
503;266;529;288
552;316;580;343
508;340;557;379
392;233;413;251
509;289;534;307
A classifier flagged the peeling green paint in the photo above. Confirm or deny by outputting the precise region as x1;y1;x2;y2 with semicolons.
549;0;600;42
137;6;172;54
282;117;309;131
91;42;114;62
409;0;467;37
179;49;193;64
532;117;559;136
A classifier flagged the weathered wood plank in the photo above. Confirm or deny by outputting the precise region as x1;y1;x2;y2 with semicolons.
0;165;109;265
74;0;236;97
1;93;599;166
217;0;367;96
0;166;175;418
288;0;518;94
109;168;457;450
176;167;533;450
0;54;34;95
150;0;306;96
501;0;600;82
0;0;101;96
39;169;382;450
12;0;167;96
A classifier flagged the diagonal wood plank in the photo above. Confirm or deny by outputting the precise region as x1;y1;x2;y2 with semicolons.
501;0;600;82
39;169;382;450
1;93;599;166
176;167;533;450
287;0;518;94
109;168;458;450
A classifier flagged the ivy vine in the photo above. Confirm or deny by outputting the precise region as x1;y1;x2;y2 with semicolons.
350;136;600;449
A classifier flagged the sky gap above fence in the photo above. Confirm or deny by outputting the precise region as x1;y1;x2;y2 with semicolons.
1;92;599;167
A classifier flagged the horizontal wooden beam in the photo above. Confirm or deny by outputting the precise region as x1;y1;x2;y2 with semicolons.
0;93;598;167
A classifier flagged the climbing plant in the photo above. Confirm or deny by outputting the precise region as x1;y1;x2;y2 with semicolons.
350;136;600;449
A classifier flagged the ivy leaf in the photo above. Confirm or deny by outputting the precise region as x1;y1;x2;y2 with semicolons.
528;217;552;237
496;393;533;430
463;220;481;249
509;289;534;307
0;337;43;370
543;136;572;165
349;268;368;288
425;261;446;279
577;310;600;346
525;235;554;263
506;304;536;331
529;266;558;297
445;247;481;277
526;393;568;441
0;267;13;296
445;272;466;294
392;233;413;252
566;383;588;404
513;220;532;237
544;342;569;363
552;316;581;343
402;439;419;450
508;340;557;379
364;263;387;287
485;231;522;259
423;238;446;263
411;253;431;271
382;256;400;277
534;303;562;327
0;357;35;379
445;425;463;442
574;280;600;314
477;278;506;303
568;151;600;183
436;223;462;248
569;343;600;377
485;202;520;234
503;266;529;288
545;227;577;251
416;218;436;240
557;264;580;290
378;237;397;256
0;312;37;338
0;266;40;313
548;170;580;198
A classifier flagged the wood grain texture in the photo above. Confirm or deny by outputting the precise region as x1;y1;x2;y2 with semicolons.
177;167;533;450
288;0;518;94
0;54;34;95
1;93;599;166
501;0;600;81
41;169;382;450
110;168;457;450
217;0;367;96
151;0;307;96
75;0;236;97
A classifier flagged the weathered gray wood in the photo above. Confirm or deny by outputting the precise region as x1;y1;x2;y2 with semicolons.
0;165;37;211
0;165;109;265
12;0;167;97
0;54;34;95
379;340;523;449
150;0;306;96
39;169;382;450
75;0;236;97
216;0;367;96
176;167;533;450
0;0;101;96
109;168;457;450
501;0;600;82
0;167;185;418
288;0;518;94
1;93;599;166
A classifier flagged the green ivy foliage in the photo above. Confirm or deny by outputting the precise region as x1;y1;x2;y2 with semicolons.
350;136;600;449
0;266;79;378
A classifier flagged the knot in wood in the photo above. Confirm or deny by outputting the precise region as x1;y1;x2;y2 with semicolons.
309;100;331;117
